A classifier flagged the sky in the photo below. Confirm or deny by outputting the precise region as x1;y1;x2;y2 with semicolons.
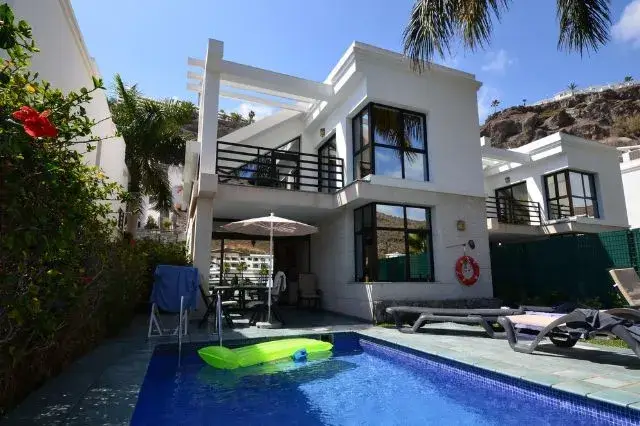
70;0;640;123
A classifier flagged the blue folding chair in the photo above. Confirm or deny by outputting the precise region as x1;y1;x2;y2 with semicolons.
148;265;199;338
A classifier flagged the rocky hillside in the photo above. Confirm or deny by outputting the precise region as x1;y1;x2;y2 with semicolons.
480;83;640;149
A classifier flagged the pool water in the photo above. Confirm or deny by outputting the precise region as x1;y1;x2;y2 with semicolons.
131;334;639;426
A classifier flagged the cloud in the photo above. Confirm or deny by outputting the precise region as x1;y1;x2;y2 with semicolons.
481;49;514;73
613;0;640;48
477;86;501;123
234;103;277;121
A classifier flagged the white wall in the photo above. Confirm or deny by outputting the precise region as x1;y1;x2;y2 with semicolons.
361;55;484;197
484;138;628;227
10;0;128;199
311;191;492;321
622;160;640;229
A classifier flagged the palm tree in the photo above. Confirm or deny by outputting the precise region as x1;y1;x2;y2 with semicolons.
490;99;500;113
403;1;611;70
568;82;578;94
248;110;256;123
624;76;634;82
236;261;248;279
109;74;196;236
522;98;527;107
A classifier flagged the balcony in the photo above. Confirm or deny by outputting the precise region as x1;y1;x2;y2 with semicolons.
486;196;541;226
216;141;344;192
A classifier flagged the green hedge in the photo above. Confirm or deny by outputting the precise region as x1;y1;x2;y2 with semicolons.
0;7;190;415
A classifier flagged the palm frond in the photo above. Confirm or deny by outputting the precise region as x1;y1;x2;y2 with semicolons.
403;0;456;71
556;0;610;55
456;0;509;51
403;0;510;71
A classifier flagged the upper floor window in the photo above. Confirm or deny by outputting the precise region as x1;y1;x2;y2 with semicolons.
352;103;428;182
545;170;598;219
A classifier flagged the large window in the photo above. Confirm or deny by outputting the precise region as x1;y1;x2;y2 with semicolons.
545;170;598;219
354;203;433;282
352;103;428;182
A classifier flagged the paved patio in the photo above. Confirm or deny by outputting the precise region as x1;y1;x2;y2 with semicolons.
3;313;640;425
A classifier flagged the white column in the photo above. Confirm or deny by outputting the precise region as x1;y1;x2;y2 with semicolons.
198;39;223;174
192;39;223;311
193;197;214;310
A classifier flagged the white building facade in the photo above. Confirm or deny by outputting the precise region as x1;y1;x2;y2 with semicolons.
184;39;492;321
10;0;128;219
482;132;629;242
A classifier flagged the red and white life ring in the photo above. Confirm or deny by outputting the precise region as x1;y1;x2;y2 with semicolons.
455;255;480;286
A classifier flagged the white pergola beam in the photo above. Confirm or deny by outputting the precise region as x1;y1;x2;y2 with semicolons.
219;60;333;103
187;71;203;81
481;146;531;164
187;83;202;93
188;57;205;68
219;90;309;112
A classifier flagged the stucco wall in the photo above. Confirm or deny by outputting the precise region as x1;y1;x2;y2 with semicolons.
622;161;640;229
484;142;628;227
311;191;492;321
361;57;484;197
11;0;128;197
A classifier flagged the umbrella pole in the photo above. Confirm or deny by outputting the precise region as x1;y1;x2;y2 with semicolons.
268;219;273;323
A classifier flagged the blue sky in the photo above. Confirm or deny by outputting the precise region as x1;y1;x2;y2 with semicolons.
71;0;640;123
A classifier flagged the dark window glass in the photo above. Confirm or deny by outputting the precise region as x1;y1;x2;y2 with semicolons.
375;146;403;178
545;170;598;219
404;113;425;150
404;152;426;181
352;103;428;182
361;112;369;147
355;203;433;282
408;230;431;280
353;115;361;152
376;230;406;281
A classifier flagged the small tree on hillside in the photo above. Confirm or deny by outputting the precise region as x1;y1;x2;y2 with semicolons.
490;99;501;114
568;82;578;94
624;76;634;82
522;98;527;107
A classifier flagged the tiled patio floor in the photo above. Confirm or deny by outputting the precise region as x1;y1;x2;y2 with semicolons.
3;312;640;425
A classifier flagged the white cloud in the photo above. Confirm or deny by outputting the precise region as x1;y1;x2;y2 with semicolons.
481;49;514;73
477;86;501;123
234;102;277;121
613;0;640;48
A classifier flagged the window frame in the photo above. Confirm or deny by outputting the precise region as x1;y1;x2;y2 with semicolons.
544;169;599;219
352;103;429;182
354;203;434;282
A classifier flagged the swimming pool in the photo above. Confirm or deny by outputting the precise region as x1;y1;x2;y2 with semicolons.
131;333;640;425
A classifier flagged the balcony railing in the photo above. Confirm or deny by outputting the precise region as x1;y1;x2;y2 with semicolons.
486;196;542;225
216;141;344;192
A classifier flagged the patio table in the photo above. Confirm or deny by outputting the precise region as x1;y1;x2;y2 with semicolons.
211;285;267;311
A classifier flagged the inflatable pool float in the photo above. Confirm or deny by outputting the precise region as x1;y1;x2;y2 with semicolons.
198;338;333;369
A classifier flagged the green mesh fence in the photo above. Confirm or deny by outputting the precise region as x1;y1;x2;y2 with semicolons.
491;229;640;307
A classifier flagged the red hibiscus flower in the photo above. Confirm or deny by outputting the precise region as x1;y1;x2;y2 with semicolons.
80;275;93;285
11;106;58;139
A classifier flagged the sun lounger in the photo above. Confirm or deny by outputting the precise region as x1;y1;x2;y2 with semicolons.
498;308;640;358
385;305;568;338
609;268;640;308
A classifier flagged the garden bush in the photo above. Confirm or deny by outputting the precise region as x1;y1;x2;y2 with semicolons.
0;6;189;415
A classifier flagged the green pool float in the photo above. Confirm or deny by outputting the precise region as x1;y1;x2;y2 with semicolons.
198;338;333;369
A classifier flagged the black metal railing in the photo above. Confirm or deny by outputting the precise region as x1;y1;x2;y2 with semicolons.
486;196;542;225
216;141;344;192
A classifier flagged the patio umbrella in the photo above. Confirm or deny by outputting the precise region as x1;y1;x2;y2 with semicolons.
220;213;318;327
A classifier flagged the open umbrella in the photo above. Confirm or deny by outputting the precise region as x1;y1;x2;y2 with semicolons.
220;213;318;327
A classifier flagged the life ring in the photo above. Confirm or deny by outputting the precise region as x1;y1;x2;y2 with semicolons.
455;255;480;286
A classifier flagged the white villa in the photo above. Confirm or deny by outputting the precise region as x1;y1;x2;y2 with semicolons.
482;132;630;243
183;39;491;321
